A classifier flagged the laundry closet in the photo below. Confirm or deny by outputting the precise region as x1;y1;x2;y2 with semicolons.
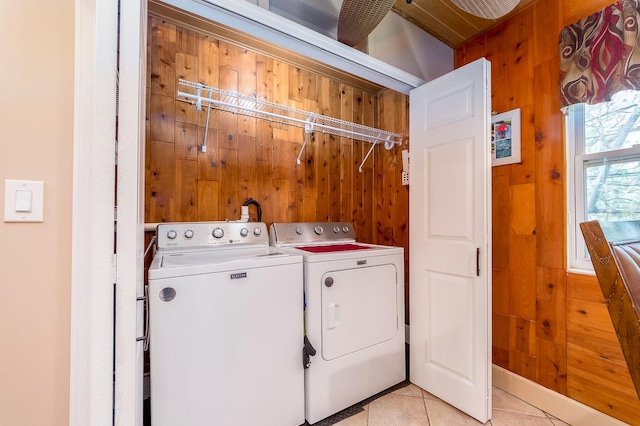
143;1;412;424
145;2;491;422
145;8;410;276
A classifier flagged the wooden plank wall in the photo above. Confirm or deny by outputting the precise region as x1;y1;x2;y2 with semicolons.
145;16;409;312
456;0;640;423
567;273;640;421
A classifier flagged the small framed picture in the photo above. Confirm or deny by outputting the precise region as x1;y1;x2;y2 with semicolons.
491;108;521;166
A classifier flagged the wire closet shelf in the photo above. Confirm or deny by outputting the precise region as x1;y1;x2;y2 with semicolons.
176;79;403;172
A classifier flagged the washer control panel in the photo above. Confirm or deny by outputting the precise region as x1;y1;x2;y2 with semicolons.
270;222;356;245
156;222;269;249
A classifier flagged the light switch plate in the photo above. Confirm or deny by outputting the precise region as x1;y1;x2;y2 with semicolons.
4;180;44;222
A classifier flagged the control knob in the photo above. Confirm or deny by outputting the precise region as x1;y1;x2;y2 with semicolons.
342;226;350;233
296;227;304;235
184;230;194;239
314;225;324;235
212;227;224;239
333;226;340;233
166;230;177;240
253;227;262;236
240;228;249;237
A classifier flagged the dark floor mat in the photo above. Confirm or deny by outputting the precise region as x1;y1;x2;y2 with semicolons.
302;380;411;426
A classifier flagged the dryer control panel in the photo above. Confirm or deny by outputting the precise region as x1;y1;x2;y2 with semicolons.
156;222;268;250
270;222;356;246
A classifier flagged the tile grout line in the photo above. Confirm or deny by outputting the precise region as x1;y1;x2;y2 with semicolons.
366;402;370;426
492;407;550;418
422;391;432;425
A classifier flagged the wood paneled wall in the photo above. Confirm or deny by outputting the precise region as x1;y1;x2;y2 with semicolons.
145;16;409;309
567;273;640;421
457;0;640;423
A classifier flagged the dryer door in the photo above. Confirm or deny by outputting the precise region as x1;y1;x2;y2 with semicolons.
321;264;398;360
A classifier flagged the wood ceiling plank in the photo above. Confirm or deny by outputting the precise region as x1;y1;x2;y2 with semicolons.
393;0;480;48
393;0;538;48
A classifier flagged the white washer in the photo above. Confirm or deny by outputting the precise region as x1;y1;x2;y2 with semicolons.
148;222;304;426
270;222;406;424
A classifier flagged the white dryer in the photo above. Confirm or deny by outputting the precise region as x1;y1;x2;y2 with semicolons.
148;222;304;426
269;222;405;424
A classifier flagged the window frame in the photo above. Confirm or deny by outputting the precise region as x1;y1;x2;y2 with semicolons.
567;103;592;272
567;102;640;273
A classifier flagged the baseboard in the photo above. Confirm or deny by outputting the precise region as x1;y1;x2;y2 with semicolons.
492;365;627;426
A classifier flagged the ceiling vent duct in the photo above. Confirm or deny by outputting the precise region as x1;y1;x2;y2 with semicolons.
449;0;520;20
337;0;395;47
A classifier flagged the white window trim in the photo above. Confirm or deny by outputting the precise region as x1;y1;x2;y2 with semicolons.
566;104;595;273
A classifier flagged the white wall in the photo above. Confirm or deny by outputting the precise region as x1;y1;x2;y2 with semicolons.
369;11;453;82
0;1;74;425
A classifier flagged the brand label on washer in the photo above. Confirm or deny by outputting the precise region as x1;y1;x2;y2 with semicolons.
230;272;247;279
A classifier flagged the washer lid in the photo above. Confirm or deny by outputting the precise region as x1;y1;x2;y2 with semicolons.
148;246;301;279
159;246;288;267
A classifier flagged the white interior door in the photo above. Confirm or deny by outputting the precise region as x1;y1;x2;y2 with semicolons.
409;58;492;423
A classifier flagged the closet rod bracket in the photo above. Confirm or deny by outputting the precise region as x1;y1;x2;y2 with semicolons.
359;141;379;173
296;116;315;165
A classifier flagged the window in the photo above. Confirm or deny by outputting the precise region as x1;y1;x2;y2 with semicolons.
567;90;640;271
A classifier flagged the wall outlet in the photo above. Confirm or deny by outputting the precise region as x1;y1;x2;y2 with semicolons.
402;171;409;186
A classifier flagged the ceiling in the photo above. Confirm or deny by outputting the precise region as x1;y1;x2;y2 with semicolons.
391;0;536;48
267;0;537;49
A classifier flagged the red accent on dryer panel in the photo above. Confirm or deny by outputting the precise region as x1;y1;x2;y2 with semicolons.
296;244;372;253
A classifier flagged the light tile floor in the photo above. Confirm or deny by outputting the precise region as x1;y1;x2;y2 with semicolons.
333;384;572;426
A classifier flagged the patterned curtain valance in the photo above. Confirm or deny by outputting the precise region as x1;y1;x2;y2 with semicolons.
559;0;640;107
